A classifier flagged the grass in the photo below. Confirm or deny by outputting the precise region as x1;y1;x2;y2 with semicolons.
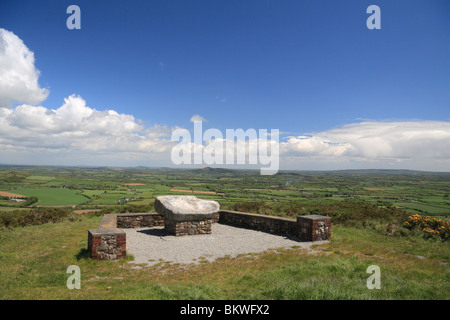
395;201;450;216
0;167;448;300
0;214;448;300
0;207;31;212
24;175;55;184
0;188;87;206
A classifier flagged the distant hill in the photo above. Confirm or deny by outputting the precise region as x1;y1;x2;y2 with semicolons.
0;164;449;175
199;167;235;173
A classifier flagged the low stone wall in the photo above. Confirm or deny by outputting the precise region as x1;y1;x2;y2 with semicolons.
219;210;331;241
219;210;298;237
165;218;212;236
117;212;164;228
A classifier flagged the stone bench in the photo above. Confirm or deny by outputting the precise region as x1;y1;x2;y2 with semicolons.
154;195;220;236
219;210;331;241
88;214;126;260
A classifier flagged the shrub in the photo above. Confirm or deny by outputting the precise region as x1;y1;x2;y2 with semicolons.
231;200;409;226
0;207;75;230
23;196;38;206
91;203;156;217
404;214;449;241
231;202;272;215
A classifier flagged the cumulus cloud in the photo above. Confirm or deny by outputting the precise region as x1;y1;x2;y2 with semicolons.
0;28;49;108
281;135;351;157
0;29;178;166
0;95;177;165
280;121;450;170
1;97;449;170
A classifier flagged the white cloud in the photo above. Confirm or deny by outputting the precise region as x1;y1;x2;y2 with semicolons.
190;114;207;122
280;121;450;171
0;29;178;166
0;95;177;166
0;29;448;171
0;28;49;108
1;99;449;170
281;135;351;157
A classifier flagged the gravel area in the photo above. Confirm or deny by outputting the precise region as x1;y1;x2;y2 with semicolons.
123;223;328;267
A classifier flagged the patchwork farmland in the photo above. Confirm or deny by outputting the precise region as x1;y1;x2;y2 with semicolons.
0;166;448;219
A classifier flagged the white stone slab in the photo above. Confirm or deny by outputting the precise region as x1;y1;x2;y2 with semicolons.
155;195;220;221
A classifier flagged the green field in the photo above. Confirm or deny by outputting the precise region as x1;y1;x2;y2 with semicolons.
24;175;55;183
394;201;449;214
0;188;87;206
0;167;449;217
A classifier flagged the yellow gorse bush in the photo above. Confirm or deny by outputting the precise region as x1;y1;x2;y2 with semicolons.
404;214;449;241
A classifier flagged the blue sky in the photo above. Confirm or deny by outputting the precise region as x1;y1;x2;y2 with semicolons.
0;0;449;171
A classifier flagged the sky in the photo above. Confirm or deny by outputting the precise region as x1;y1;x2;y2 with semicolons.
0;0;449;171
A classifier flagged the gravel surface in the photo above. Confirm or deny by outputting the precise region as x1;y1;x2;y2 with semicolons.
123;223;328;267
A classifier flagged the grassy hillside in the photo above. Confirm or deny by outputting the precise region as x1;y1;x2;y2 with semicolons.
0;166;448;300
0;213;448;300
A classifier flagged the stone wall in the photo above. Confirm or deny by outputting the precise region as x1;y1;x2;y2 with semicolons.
165;218;212;236
117;212;164;228
218;210;331;241
219;210;298;237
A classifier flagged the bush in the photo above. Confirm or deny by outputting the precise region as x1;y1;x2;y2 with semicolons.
231;200;409;226
23;196;38;206
117;204;154;213
92;203;156;217
0;207;75;230
231;202;272;215
404;214;449;241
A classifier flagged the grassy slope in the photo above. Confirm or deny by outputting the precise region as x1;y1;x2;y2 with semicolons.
0;215;448;300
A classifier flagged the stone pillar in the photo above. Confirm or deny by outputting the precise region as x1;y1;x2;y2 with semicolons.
88;228;126;260
297;215;331;241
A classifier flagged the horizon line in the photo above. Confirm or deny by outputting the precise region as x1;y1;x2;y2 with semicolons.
0;163;449;174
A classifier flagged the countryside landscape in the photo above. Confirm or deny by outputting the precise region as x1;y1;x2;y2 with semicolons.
0;165;448;300
1;0;449;306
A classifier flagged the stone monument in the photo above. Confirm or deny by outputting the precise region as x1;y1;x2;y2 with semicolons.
155;195;220;236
